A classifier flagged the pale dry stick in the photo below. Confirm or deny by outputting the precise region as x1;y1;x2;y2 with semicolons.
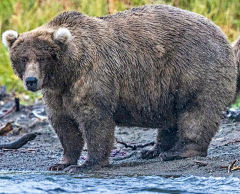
228;159;237;173
220;159;238;173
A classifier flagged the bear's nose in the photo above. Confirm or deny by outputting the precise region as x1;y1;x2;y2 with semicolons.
26;77;38;87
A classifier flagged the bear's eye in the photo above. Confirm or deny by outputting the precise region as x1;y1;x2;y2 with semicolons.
20;58;27;63
37;57;45;62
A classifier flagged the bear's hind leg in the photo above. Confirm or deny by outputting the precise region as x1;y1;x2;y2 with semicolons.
160;106;220;161
141;126;178;159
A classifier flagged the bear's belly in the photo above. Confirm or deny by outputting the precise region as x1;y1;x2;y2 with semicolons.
112;103;170;128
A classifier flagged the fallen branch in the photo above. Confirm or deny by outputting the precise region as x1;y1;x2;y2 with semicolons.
0;104;16;118
220;165;228;168
2;148;16;151
228;159;237;173
220;159;238;173
224;139;240;146
232;166;240;171
116;138;155;150
0;133;38;150
18;149;36;153
193;160;208;166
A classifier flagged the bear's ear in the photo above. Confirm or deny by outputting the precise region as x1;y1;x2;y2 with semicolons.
2;30;18;49
53;28;72;44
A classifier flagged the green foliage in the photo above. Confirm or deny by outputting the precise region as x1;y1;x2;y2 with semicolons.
232;98;240;109
172;0;240;41
0;0;239;103
0;0;109;95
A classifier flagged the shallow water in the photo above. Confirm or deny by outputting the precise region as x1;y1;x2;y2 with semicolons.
0;172;240;194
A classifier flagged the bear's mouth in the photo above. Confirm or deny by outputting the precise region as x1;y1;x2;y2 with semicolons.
25;84;39;92
28;88;38;92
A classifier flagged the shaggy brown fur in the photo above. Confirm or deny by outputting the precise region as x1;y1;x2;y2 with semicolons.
232;36;240;102
2;5;237;173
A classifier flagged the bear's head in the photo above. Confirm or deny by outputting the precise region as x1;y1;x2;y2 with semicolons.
2;28;72;92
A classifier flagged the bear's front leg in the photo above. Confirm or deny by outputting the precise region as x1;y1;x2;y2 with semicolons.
43;91;85;171
47;115;84;171
64;111;115;173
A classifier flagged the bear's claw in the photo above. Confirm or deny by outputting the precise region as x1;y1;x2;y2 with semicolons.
47;163;71;171
63;163;103;173
159;148;207;161
140;149;161;159
159;151;184;161
63;165;83;173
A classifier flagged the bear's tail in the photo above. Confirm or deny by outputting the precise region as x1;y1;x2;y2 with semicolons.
232;36;240;103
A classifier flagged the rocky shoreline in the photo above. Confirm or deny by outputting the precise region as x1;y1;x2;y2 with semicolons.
1;99;240;177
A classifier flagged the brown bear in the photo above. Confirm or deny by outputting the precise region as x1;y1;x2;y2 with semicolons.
232;36;240;102
2;5;237;173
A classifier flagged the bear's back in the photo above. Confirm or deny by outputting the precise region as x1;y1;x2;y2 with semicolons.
41;5;236;126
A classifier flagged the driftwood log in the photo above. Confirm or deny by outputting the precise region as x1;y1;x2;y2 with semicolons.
0;133;37;149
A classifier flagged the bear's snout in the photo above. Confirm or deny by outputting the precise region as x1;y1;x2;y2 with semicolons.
25;77;38;92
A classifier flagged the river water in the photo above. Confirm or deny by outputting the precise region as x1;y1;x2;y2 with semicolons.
0;172;240;194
